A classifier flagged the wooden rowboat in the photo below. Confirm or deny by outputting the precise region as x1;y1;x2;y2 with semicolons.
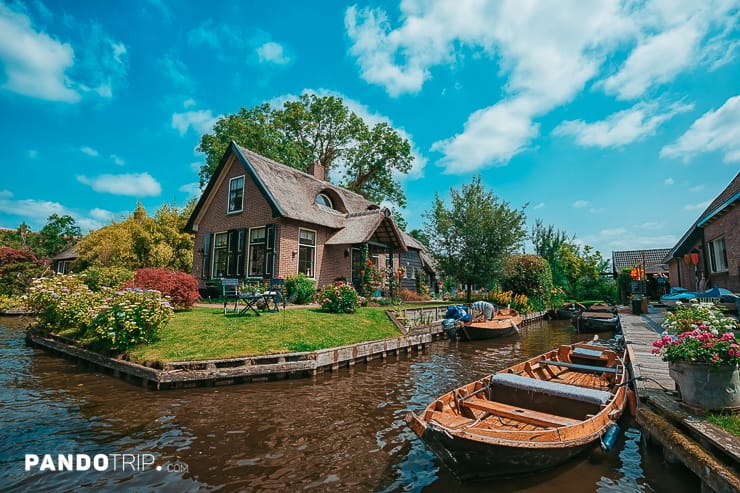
454;308;523;341
406;341;630;480
572;311;621;333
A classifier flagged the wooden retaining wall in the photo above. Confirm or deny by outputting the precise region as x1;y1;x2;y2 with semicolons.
27;329;440;390
26;307;545;390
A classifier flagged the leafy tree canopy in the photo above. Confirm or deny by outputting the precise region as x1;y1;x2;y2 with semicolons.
424;175;527;301
197;93;414;208
74;201;195;272
39;214;81;257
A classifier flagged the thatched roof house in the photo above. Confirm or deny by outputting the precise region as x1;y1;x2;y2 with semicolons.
186;142;432;292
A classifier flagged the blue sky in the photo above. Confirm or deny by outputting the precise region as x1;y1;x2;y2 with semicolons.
1;0;738;260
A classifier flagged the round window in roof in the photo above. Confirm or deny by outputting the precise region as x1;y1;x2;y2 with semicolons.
316;193;334;209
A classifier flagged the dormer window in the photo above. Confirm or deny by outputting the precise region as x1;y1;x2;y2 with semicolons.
316;193;334;209
228;176;244;213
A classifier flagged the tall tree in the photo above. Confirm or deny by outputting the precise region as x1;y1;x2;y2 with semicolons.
424;176;527;301
530;219;573;290
38;214;81;257
197;93;413;208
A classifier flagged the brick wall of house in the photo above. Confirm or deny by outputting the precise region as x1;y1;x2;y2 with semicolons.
275;222;352;288
192;155;276;285
702;204;739;292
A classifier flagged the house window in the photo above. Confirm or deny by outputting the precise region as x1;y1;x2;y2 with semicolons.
708;237;728;273
212;232;229;277
248;227;266;277
316;193;333;209
228;176;244;213
298;229;316;278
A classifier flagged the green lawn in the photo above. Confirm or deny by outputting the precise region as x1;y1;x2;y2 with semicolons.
706;414;740;436
127;306;403;364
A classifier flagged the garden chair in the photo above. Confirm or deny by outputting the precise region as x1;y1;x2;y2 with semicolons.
264;278;285;312
221;278;240;315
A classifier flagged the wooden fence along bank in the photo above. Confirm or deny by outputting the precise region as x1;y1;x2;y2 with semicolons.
26;306;546;390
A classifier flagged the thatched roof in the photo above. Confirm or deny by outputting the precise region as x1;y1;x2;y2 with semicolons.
187;142;407;250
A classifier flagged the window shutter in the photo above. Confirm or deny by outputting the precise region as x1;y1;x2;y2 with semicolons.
202;232;212;279
237;228;246;277
226;229;239;277
265;224;276;277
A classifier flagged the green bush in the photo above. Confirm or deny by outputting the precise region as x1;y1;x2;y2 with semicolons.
317;281;358;313
82;266;135;291
502;254;555;311
285;273;316;304
24;274;173;352
25;274;100;334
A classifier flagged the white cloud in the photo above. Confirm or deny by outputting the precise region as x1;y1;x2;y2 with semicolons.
601;227;627;237
110;154;125;166
345;1;737;172
432;98;540;173
159;55;191;89
665;177;674;185
660;94;740;163
533;202;544;210
553;101;693;148
0;4;129;103
171;109;219;136
572;200;589;208
178;182;201;199
684;200;711;211
77;173;161;197
690;185;705;193
256;41;290;65
601;2;738;100
601;25;699;100
0;3;79;102
81;146;99;157
0;190;115;231
639;221;663;229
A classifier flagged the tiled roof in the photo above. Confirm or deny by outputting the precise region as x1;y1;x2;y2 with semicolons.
612;249;671;273
668;172;740;258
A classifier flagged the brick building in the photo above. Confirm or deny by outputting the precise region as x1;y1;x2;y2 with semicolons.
185;142;434;292
665;172;739;293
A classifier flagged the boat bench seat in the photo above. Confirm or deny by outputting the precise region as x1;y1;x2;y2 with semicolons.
462;397;580;428
491;373;613;406
572;347;605;359
538;360;618;374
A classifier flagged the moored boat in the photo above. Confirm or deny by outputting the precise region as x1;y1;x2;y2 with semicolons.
406;340;630;480
459;308;523;340
587;302;618;314
572;310;621;333
547;302;586;320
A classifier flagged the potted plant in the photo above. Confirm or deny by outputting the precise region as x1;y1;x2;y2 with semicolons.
652;302;740;411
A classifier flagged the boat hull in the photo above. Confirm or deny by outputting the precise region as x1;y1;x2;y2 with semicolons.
461;324;518;340
407;341;630;480
573;312;620;333
412;416;595;480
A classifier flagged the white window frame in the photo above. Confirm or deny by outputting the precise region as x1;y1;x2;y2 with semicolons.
298;228;317;278
228;175;245;213
211;231;229;278
708;236;728;273
247;226;267;277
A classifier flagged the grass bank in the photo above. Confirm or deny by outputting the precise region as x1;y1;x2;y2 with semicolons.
127;306;402;364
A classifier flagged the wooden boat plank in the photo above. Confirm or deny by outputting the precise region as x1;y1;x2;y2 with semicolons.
462;397;581;428
538;360;618;374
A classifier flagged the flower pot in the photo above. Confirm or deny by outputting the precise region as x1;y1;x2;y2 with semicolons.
668;361;740;411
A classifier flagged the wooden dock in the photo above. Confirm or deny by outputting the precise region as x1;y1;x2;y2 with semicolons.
620;310;740;493
619;310;675;394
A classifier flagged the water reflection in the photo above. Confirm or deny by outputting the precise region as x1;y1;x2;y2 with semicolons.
0;317;699;492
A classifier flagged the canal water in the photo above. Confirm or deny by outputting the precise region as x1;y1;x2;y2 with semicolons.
1;317;699;492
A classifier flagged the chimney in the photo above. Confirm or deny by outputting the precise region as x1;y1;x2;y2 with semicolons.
307;162;325;181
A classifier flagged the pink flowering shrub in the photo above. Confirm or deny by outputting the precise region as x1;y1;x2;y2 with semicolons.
653;303;739;368
317;281;358;314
